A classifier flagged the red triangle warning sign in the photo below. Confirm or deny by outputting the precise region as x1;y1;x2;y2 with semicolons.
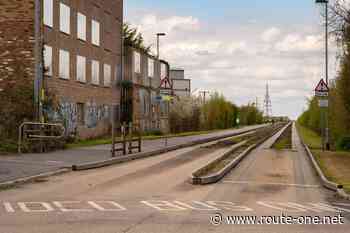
315;79;329;92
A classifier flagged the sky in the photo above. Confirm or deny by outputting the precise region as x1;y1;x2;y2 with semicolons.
125;0;339;120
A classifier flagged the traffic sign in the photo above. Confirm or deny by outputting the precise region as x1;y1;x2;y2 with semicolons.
315;79;329;97
155;95;173;102
318;99;329;108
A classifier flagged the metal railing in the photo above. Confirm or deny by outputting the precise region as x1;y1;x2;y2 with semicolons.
111;122;142;157
18;122;65;153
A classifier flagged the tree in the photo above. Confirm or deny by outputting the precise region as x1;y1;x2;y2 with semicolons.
123;23;151;54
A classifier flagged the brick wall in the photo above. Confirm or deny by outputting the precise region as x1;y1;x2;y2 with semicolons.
0;0;36;139
43;0;123;139
0;0;35;90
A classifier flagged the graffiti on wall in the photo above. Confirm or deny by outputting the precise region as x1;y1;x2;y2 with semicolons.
47;99;111;136
86;101;110;129
58;102;78;136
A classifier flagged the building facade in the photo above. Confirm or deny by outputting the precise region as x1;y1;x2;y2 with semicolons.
43;0;123;139
123;46;170;132
0;0;123;139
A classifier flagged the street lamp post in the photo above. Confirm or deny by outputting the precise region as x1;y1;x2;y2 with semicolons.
316;0;330;150
156;33;167;146
156;33;166;59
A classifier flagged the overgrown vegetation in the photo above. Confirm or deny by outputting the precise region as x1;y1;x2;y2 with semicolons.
298;0;350;151
123;23;152;54
169;93;263;134
272;124;292;150
193;123;285;178
297;123;350;193
0;61;34;153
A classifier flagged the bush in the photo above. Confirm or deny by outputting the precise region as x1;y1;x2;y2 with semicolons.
336;136;350;151
143;130;164;136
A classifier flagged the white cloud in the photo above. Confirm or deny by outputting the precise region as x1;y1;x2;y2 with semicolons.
135;14;200;35
275;34;323;52
126;12;336;119
261;27;281;42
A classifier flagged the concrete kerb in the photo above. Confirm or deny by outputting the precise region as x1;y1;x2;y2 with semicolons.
191;141;250;185
0;168;70;190
301;142;350;200
190;124;286;185
72;125;267;171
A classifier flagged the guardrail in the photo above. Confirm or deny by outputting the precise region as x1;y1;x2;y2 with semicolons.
18;122;66;153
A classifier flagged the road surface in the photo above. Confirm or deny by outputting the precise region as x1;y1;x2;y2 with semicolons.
0;123;349;233
0;125;265;183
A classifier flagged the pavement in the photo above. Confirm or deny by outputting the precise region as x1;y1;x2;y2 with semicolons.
0;125;264;184
0;123;349;233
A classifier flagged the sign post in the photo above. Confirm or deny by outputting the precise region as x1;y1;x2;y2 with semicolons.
315;79;329;151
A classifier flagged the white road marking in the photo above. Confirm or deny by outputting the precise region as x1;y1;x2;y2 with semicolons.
88;201;126;211
257;201;306;212
285;202;329;213
0;200;348;214
206;201;253;212
173;201;220;211
140;201;187;211
223;180;320;188
53;201;93;212
18;202;54;213
3;202;15;213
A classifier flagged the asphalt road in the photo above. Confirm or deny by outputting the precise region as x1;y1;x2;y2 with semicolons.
0;123;349;233
0;125;265;183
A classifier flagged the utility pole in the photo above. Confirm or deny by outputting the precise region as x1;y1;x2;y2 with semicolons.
34;0;43;122
325;0;330;150
156;33;166;59
264;83;272;120
315;0;330;150
199;91;210;104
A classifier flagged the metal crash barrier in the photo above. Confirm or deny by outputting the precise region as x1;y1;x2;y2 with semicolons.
18;122;66;153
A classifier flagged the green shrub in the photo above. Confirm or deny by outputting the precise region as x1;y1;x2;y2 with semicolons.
143;130;163;136
336;136;350;151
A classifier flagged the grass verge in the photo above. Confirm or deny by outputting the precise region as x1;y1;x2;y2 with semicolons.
295;124;322;149
297;123;350;194
272;124;292;150
0;140;17;155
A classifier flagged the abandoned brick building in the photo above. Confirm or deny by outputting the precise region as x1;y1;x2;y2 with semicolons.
0;0;172;139
1;0;123;139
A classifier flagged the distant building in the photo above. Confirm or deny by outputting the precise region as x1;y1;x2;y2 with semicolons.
170;68;191;97
170;69;184;79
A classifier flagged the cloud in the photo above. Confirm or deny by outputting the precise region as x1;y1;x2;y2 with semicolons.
126;12;336;119
275;34;323;52
261;27;281;42
135;14;200;35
